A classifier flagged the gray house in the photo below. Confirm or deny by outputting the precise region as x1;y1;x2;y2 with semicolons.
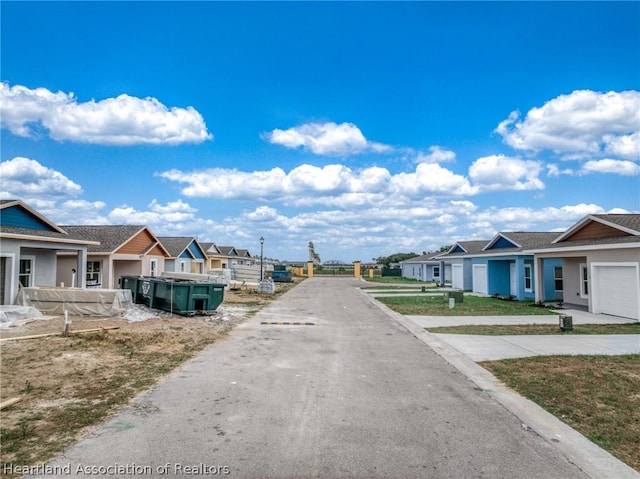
400;252;446;283
528;214;640;320
0;200;97;304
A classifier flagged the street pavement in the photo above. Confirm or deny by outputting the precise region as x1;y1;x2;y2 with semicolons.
34;277;638;478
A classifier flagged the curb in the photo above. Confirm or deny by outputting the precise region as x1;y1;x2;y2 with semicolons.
359;288;640;479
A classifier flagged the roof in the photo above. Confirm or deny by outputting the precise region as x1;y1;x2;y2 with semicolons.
217;246;238;256
400;252;442;264
157;236;205;258
60;225;167;254
441;240;490;257
0;200;97;246
474;232;559;256
553;214;640;243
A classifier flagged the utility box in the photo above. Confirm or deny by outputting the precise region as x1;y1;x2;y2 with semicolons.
443;290;464;304
120;276;225;316
559;314;573;331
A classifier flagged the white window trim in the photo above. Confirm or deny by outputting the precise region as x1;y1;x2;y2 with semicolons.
150;259;158;277
523;264;533;292
554;266;563;292
19;255;36;288
579;263;589;299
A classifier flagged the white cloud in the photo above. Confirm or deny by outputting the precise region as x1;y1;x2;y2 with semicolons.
263;122;392;156
414;146;456;164
390;162;477;197
0;156;83;199
495;90;640;160
0;82;212;145
579;159;640;176
468;155;545;191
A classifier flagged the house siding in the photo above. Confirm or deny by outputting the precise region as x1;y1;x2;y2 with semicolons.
564;221;630;241
116;230;156;255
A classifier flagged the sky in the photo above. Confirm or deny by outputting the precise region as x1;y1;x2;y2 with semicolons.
1;1;639;263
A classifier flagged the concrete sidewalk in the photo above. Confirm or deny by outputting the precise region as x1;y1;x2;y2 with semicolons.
405;310;639;361
433;333;640;361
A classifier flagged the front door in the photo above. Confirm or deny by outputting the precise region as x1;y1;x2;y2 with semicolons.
510;263;517;296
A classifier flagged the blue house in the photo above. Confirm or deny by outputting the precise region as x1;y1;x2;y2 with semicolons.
437;240;490;291
469;232;563;301
158;237;209;274
0;199;97;304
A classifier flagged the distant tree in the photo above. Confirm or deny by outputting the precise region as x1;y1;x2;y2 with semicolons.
374;252;419;268
308;241;321;265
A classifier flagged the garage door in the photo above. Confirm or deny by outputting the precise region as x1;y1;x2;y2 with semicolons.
472;265;488;295
592;264;639;320
452;264;464;289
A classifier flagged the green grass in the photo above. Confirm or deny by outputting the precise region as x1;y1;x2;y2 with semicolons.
481;355;640;471
378;294;557;316
427;322;640;335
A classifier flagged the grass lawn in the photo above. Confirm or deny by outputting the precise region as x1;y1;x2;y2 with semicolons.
378;294;557;316
481;355;640;471
427;323;640;335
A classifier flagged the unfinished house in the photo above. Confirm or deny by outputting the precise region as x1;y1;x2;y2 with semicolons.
57;225;170;289
0;200;97;305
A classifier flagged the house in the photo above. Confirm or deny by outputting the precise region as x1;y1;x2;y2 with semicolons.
438;240;490;290
400;252;446;283
157;237;208;274
469;232;562;301
57;225;171;289
201;243;225;270
0;200;98;304
527;214;640;320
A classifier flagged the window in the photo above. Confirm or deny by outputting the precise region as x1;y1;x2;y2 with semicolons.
86;261;101;285
524;264;532;292
580;264;589;297
19;258;33;287
554;267;563;292
180;261;187;272
433;266;440;278
150;259;158;277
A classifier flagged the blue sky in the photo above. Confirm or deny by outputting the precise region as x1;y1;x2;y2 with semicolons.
1;1;639;263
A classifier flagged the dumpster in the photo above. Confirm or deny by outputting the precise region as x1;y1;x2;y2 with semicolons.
119;276;225;316
271;271;293;282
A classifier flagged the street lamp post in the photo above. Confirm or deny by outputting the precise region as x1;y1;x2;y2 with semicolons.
259;236;264;281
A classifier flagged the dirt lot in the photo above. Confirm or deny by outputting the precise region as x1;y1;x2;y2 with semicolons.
0;282;298;476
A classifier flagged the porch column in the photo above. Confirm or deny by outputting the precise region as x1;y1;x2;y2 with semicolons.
533;256;544;303
76;249;87;288
440;260;446;287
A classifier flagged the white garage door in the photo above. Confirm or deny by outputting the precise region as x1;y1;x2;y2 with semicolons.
592;264;639;320
473;265;488;295
452;264;464;289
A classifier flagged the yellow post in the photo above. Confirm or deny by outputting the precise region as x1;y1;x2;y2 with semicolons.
368;267;374;278
307;261;314;278
353;261;361;279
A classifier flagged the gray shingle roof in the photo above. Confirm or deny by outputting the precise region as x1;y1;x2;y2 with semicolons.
157;237;196;258
591;214;640;234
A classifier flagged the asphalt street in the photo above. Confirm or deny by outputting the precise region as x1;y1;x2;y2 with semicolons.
38;277;603;478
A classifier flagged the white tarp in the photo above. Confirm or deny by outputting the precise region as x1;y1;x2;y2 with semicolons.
0;305;46;329
15;287;134;317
